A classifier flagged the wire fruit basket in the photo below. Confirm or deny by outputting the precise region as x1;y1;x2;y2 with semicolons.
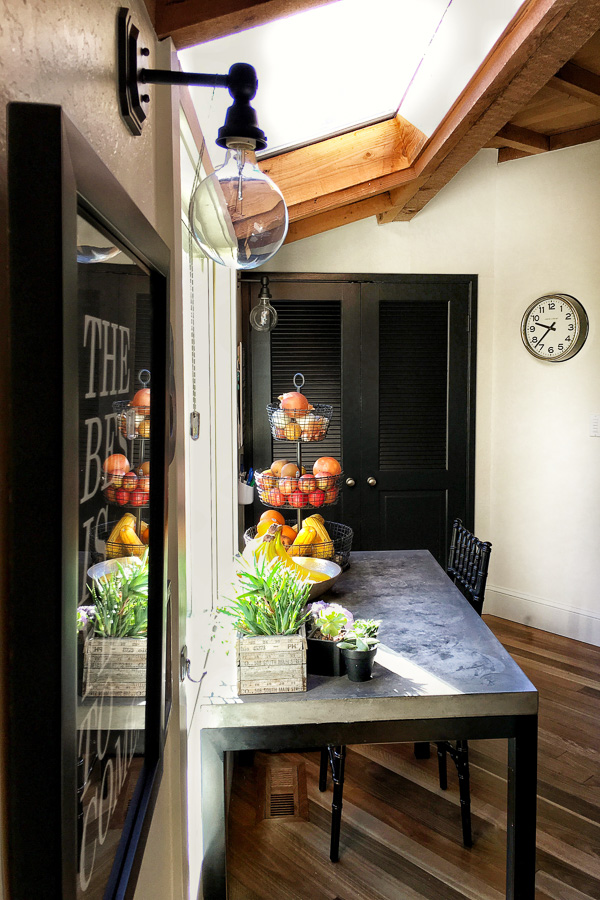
93;521;149;560
254;471;342;509
266;403;333;442
244;520;353;568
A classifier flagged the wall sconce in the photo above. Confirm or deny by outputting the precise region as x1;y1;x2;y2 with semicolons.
249;276;278;332
117;8;288;270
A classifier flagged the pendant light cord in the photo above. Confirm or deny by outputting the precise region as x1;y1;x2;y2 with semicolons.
188;117;209;439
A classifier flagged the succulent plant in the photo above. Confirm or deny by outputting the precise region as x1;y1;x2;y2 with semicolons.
337;618;381;652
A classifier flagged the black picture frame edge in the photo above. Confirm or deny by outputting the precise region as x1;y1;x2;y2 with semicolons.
7;101;170;900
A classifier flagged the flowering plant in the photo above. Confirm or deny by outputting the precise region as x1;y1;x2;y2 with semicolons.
307;601;354;641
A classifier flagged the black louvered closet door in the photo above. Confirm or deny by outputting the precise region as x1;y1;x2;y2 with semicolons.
247;276;475;564
359;281;474;561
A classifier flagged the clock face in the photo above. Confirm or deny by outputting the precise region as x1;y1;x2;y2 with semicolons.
521;294;588;362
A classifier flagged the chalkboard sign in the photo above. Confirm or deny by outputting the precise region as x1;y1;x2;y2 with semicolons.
7;103;169;900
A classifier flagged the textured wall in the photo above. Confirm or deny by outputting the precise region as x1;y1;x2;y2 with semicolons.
0;2;179;898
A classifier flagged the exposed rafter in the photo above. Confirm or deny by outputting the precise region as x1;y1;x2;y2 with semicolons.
147;0;335;50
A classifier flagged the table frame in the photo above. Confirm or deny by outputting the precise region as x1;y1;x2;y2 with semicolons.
200;710;538;899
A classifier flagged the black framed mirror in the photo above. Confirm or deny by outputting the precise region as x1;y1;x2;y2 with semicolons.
7;102;169;900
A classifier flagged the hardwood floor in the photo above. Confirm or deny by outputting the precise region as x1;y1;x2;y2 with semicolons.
227;615;600;899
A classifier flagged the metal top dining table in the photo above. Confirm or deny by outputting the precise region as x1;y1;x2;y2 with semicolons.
199;550;538;899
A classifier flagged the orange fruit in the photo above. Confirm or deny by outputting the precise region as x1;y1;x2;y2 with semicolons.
259;509;285;526
280;525;297;543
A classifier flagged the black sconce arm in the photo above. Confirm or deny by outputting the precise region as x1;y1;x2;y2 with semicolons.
118;7;266;148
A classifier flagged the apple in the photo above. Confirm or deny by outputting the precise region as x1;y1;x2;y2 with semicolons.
129;489;147;507
307;489;325;507
298;474;316;493
136;461;150;477
315;475;332;491
138;475;150;492
280;477;298;495
122;471;138;491
324;488;339;505
103;485;118;503
290;490;308;508
267;489;285;507
116;488;130;506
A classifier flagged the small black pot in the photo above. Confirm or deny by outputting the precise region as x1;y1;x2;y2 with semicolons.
341;647;377;682
307;637;346;676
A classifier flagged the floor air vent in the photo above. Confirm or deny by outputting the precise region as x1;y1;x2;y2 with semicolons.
255;755;308;822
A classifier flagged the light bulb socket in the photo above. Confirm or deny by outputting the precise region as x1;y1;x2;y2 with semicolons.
216;63;267;150
257;276;272;301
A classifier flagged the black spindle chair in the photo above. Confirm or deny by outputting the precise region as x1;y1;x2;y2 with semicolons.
414;517;492;847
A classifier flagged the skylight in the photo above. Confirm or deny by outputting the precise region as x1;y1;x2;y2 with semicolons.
179;0;525;159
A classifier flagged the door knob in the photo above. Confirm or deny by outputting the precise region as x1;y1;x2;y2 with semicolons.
345;477;356;487
367;477;377;486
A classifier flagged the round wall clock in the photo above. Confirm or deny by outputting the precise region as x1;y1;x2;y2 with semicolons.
521;293;589;361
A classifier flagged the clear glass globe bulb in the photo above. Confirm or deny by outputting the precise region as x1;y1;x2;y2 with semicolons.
189;144;288;270
249;297;278;332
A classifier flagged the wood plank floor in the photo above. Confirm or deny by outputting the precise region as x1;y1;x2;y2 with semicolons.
227;615;600;900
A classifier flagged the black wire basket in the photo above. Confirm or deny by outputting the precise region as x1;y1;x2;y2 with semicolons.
244;520;353;568
266;403;333;442
93;520;149;561
254;470;342;509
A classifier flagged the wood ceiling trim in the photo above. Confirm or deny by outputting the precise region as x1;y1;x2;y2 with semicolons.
285;193;394;243
152;0;334;49
550;61;600;106
259;116;427;212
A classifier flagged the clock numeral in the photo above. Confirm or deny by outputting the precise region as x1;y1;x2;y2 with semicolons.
529;326;535;332
538;343;544;350
548;302;555;310
548;347;554;354
558;343;564;351
531;337;538;344
568;324;574;331
539;306;545;313
532;314;540;322
566;335;571;342
565;313;572;319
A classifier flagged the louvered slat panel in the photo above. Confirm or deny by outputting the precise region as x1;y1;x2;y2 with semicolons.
270;301;342;471
379;301;448;471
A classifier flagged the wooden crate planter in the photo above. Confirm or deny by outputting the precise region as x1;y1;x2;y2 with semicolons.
236;628;307;695
83;637;147;697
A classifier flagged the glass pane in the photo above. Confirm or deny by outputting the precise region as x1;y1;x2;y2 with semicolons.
76;214;151;897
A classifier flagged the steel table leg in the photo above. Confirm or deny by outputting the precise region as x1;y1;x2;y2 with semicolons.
506;714;538;900
200;731;227;900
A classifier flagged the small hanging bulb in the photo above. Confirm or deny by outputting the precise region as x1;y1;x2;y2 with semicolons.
249;276;278;332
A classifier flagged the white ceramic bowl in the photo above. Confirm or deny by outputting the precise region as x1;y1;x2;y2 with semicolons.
87;556;143;583
292;556;342;600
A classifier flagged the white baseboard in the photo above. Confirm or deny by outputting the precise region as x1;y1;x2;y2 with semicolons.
485;585;600;647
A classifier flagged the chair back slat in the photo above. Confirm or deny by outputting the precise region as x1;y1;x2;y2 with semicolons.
447;518;492;616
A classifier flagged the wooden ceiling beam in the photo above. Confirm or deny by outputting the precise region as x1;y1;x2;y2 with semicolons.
497;147;535;163
549;120;600;149
259;116;427;212
152;0;335;50
550;60;600;106
491;123;550;153
376;178;428;225
285;193;395;243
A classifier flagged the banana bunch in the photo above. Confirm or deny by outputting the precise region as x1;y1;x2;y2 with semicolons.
106;514;145;558
257;524;329;583
295;515;335;560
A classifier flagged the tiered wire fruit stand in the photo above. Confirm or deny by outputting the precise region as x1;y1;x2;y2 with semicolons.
97;373;151;560
249;373;353;568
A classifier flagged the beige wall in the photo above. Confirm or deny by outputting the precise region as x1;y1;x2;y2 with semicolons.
0;2;183;898
267;143;600;645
